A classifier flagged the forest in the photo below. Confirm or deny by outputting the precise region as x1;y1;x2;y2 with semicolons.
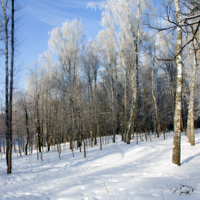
0;0;200;175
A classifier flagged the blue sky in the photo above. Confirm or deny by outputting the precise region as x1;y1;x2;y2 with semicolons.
0;0;102;91
18;0;102;69
0;0;159;91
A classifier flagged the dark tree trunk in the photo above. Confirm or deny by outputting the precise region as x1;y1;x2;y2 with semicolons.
1;0;11;174
7;0;15;174
25;108;30;155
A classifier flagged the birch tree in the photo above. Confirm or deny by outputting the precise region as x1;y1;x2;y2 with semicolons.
1;0;10;173
1;0;15;174
172;0;183;166
48;19;84;144
90;0;148;143
186;1;200;146
97;29;117;143
8;0;15;173
83;39;100;145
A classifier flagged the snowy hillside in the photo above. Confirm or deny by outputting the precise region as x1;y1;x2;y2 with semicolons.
1;131;200;200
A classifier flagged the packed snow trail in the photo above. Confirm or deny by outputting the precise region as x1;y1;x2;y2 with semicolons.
1;131;200;199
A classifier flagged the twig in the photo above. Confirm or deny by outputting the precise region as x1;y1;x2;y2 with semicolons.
104;182;109;194
173;188;177;193
179;190;190;195
180;184;194;192
161;190;165;200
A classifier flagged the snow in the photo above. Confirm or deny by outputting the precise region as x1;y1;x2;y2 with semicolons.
1;131;200;200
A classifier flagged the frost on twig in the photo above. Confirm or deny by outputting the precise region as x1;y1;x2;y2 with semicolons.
172;188;177;193
103;182;109;194
179;190;190;195
87;2;97;10
87;1;108;11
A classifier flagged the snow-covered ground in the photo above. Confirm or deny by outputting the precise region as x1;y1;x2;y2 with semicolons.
1;131;200;200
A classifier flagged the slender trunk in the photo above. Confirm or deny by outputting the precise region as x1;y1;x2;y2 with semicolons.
94;78;97;145
89;81;93;147
25;108;30;155
183;100;187;135
151;65;160;138
3;140;5;153
172;0;183;166
153;115;156;137
1;0;10;174
36;99;41;153
144;85;148;141
126;32;139;144
122;52;127;143
47;92;51;151
187;14;199;146
99;102;102;150
110;76;115;143
7;0;14;173
126;68;136;144
189;47;198;146
124;67;127;143
166;70;175;115
127;1;140;144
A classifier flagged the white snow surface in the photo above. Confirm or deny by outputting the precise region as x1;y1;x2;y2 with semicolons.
1;131;200;200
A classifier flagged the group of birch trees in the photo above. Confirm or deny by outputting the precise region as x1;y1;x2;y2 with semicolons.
0;0;200;173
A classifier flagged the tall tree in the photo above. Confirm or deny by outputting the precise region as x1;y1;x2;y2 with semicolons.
97;29;117;143
7;0;15;174
186;0;200;146
172;0;183;166
1;0;10;174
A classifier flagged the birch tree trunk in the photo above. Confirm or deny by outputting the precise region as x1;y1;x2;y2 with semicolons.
36;96;42;153
1;0;10;174
187;46;198;146
110;76;115;143
187;104;192;142
172;0;183;166
47;91;51;151
25;108;30;155
189;56;196;146
151;65;160;138
8;0;14;174
186;8;199;146
94;77;97;145
126;70;136;144
126;1;140;144
123;54;127;143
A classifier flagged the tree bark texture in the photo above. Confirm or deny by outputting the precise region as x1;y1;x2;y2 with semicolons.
172;0;183;166
1;0;11;174
186;8;199;146
151;65;160;138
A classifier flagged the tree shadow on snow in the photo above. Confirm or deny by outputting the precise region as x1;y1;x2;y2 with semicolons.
181;152;200;165
195;139;200;145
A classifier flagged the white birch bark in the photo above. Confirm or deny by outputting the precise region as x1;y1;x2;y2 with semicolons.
172;0;183;166
121;51;127;142
187;45;198;146
190;54;197;146
186;6;199;146
126;0;141;143
151;64;160;138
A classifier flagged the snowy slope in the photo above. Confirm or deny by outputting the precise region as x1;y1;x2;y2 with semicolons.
0;131;200;200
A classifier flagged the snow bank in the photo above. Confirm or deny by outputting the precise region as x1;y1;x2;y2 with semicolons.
1;131;200;200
